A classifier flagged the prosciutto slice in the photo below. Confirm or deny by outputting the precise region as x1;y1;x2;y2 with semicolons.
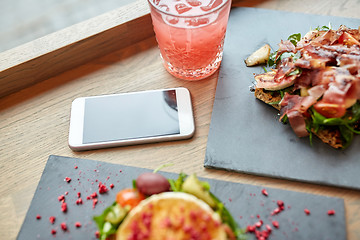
276;40;296;59
313;72;358;118
287;111;309;137
307;85;326;99
280;93;317;137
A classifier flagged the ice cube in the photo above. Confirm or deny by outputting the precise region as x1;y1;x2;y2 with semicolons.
159;4;169;11
186;0;202;7
200;0;223;11
186;18;209;27
166;16;179;25
175;3;192;14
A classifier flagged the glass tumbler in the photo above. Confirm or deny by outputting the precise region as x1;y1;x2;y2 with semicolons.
147;0;232;80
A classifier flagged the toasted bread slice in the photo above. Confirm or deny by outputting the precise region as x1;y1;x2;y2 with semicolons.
254;88;343;148
312;128;343;149
254;88;282;110
116;192;227;240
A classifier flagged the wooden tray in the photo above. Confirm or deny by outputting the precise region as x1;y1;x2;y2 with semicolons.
0;0;154;98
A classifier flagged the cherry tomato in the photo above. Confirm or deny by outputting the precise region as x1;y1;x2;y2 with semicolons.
338;32;360;46
116;188;145;209
313;101;346;118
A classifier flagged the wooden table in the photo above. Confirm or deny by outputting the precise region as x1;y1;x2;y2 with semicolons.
1;0;359;239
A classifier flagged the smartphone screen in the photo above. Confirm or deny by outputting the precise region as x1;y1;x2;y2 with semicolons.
82;90;180;144
69;87;194;151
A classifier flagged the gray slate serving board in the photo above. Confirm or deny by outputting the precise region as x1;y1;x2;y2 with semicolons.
18;155;345;239
204;7;360;190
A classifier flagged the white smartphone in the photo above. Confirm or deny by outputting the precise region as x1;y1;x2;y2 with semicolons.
68;87;195;151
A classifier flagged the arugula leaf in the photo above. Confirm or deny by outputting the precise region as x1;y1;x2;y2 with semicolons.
153;163;174;173
279;85;294;99
93;202;122;240
339;125;353;149
269;100;281;105
267;30;302;68
201;181;211;191
268;51;301;69
309;103;360;148
313;25;331;31
311;105;360;126
347;101;360;124
268;51;278;67
287;68;302;76
288;33;301;46
281;114;288;124
168;173;187;192
209;192;247;240
309;129;314;146
311;109;342;125
345;124;360;134
280;51;301;62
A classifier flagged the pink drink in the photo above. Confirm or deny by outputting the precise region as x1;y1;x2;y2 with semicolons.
147;0;232;80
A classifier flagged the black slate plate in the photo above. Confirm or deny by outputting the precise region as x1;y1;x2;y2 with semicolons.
204;7;360;190
18;155;345;239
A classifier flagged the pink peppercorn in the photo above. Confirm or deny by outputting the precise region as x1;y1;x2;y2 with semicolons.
75;222;82;228
328;209;335;215
49;216;56;224
61;222;68;231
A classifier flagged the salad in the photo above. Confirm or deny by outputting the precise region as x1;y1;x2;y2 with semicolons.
93;171;246;240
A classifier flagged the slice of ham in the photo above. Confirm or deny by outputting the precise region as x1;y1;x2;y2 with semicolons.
300;44;336;68
321;44;359;55
295;58;311;69
337;54;360;75
307;85;326;99
287;111;309;137
313;76;357;118
310;30;340;46
294;69;316;89
296;30;319;49
280;93;317;118
310;67;351;88
275;40;296;59
279;93;317;137
275;58;297;78
354;75;360;100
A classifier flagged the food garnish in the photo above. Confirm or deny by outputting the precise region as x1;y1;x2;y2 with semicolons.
248;25;360;148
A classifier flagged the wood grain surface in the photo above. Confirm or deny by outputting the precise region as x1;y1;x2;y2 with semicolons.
0;0;153;98
1;0;360;239
0;0;135;52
